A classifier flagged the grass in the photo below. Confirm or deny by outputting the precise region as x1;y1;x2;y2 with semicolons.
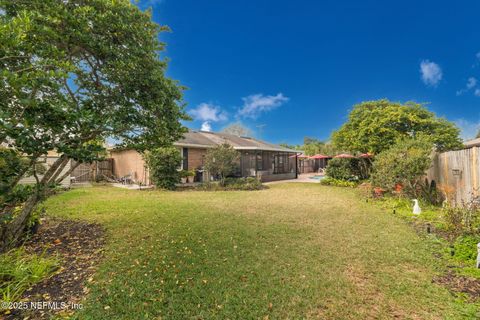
374;196;480;279
0;248;58;302
42;184;479;319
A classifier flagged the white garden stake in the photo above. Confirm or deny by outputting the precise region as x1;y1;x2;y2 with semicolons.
477;242;480;269
412;199;421;215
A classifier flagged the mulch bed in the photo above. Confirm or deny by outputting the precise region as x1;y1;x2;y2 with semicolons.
433;271;480;301
5;218;105;320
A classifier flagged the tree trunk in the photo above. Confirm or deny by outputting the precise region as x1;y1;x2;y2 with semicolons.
0;155;68;253
48;156;70;184
0;193;39;252
55;160;80;185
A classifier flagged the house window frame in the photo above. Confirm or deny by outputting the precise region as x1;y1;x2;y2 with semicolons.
181;147;188;170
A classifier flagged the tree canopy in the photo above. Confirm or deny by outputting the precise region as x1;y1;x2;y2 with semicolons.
331;100;462;154
0;0;188;250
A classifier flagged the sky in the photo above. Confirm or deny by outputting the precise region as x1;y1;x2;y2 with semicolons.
136;0;480;145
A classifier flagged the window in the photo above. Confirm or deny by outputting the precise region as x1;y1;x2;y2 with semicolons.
181;148;188;170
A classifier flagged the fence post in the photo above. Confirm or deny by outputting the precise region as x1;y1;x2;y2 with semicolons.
473;147;479;198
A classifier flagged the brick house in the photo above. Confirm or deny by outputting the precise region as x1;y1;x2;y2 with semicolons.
109;130;300;184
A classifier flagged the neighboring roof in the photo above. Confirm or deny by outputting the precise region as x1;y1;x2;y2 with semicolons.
174;130;298;152
465;138;480;148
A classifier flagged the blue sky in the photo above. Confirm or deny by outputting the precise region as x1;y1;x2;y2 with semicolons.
137;0;480;145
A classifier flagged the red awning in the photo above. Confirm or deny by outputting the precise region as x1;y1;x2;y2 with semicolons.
334;153;355;158
309;154;331;159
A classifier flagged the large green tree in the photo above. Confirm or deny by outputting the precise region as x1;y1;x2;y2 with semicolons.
0;0;188;251
331;100;462;154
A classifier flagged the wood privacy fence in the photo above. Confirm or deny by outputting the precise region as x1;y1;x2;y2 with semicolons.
427;147;480;207
71;159;114;182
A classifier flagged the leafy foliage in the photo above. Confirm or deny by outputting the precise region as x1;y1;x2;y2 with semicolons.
325;158;362;181
204;143;240;186
0;248;58;302
452;235;480;263
371;137;433;197
332;99;462;154
443;204;480;234
144;147;182;190
0;148;29;199
320;177;357;187
0;0;188;249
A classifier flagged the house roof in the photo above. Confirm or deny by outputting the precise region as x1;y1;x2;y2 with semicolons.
174;130;297;152
465;138;480;148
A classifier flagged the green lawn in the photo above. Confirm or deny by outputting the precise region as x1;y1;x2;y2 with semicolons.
44;184;478;319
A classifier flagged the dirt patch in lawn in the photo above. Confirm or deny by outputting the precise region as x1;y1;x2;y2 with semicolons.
433;271;480;301
6;218;105;319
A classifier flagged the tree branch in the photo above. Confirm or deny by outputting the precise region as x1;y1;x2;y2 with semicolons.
0;55;31;62
63;78;79;106
47;156;70;184
55;160;81;185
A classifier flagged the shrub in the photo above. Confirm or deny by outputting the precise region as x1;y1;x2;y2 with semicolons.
179;170;190;178
325;158;362;181
320;177;357;188
198;177;264;191
419;178;443;206
144;147;182;190
204;143;240;186
443;204;480;234
371;137;433;198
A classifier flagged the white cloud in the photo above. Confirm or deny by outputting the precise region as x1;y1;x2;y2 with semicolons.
477;52;480;60
475;88;480;97
467;77;477;89
238;93;289;119
201;121;212;132
456;77;478;95
189;102;227;132
189;103;227;122
454;118;480;141
420;60;442;87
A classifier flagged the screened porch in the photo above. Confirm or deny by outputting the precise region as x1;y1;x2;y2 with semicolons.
236;150;297;181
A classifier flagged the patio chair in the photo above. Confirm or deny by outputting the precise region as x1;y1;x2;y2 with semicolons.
120;174;133;185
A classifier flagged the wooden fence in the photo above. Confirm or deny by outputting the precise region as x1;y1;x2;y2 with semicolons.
71;159;114;183
427;147;480;207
